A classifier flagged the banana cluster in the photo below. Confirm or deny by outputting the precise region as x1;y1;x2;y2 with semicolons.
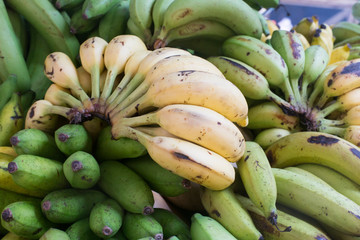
25;34;248;191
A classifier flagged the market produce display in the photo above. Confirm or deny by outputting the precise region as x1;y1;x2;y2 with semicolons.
1;0;360;239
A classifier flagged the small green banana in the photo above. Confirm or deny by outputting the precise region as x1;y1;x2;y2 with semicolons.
66;217;100;240
0;74;18;111
121;212;163;240
82;0;120;19
39;228;70;240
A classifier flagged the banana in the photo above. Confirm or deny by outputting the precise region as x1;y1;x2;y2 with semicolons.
272;167;360;236
311;24;334;57
335;35;360;48
248;0;279;8
6;7;28;57
247;102;299;131
126;17;146;42
129;0;157;45
95;125;147;161
6;0;80;63
237;141;278;226
41;188;106;223
112;125;236;190
317;59;360;108
8;155;69;192
254;128;291;149
44;84;83;108
2;232;33;240
123;154;191;197
66;217;100;240
157;0;262;42
10;128;64;161
122;212;163;240
98;160;154;215
63;151;100;189
344;125;360;147
236;194;331;240
151;208;191;240
98;0;130;42
0;92;24;146
222;35;295;104
206;56;294;111
299;45;330;103
100;34;147;105
55;0;85;10
270;30;306;108
266;131;360;185
292;16;319;43
111;70;249;127
295;163;360;205
0;0;30;91
329;43;352;65
26;26;52;100
200;187;264;240
190;213;236;240
69;7;98;34
79;37;108;100
292;30;311;50
82;0;120;19
349;45;360;60
113;104;245;162
151;0;175;41
105;47;191;117
332;21;360;44
1;201;53;239
54;124;92;156
155;20;235;49
76;66;92;95
89;198;124;239
44;52;91;108
342;105;360;126
39;228;70;240
25;100;69;134
0;75;18;111
109;54;225;118
0;146;17;156
321;224;360;240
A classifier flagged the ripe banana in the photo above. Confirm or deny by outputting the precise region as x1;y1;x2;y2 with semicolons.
113;125;236;190
272;167;360;236
157;0;262;41
237;141;278;226
44;84;83;108
114;104;245;162
110;53;224;116
292;16;319;43
265;131;360;185
311;24;334;57
79;37;108;100
222;35;294;104
329;43;352;65
247;102;299;131
344;125;360;147
200;187;264;240
254;128;291;149
112;70;248;127
190;213;237;240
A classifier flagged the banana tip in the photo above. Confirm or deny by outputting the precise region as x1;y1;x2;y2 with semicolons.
154;233;163;240
102;226;113;236
143;206;154;215
7;162;18;174
71;161;83;172
42;200;51;211
1;208;13;222
10;136;19;146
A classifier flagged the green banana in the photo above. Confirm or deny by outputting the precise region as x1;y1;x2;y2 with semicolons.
6;0;80;63
332;21;360;44
41;189;107;223
1;232;32;240
54;124;92;156
270;30;305;109
8;155;69;192
55;0;85;10
265;131;360;185
89;198;124;239
151;208;190;240
10;128;64;161
123;154;191;197
334;35;360;48
272;167;360;235
236;194;331;240
25;26;52;100
97;161;154;215
349;45;360;60
190;213;236;240
69;7;98;34
151;0;175;41
200;187;264;240
0;74;18;111
19;91;35;118
222;35;295;104
121;212;163;240
321;224;360;240
126;18;146;42
157;0;262;41
246;0;279;8
0;0;30;92
82;0;120;19
296;163;360;205
6;7;28;57
237;141;278;226
1;201;53;239
95;126;147;161
66;217;100;240
167;37;223;58
98;0;130;42
63;151;100;189
39;228;70;240
0;92;24;146
254;128;291;149
106;231;127;240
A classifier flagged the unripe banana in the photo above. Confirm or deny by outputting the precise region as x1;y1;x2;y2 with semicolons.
344;125;360;147
254;128;291;149
66;217;100;240
44;84;83;108
121;212;163;240
39;228;70;240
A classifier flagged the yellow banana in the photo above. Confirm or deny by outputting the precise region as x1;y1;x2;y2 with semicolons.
0;147;17;157
254;128;291;149
311;23;334;57
344;125;360;147
292;16;319;43
112;104;245;162
329;43;352;65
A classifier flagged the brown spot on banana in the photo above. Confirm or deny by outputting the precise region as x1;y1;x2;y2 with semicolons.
177;8;192;19
341;61;360;76
211;209;221;217
1;208;13;222
307;135;339;146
